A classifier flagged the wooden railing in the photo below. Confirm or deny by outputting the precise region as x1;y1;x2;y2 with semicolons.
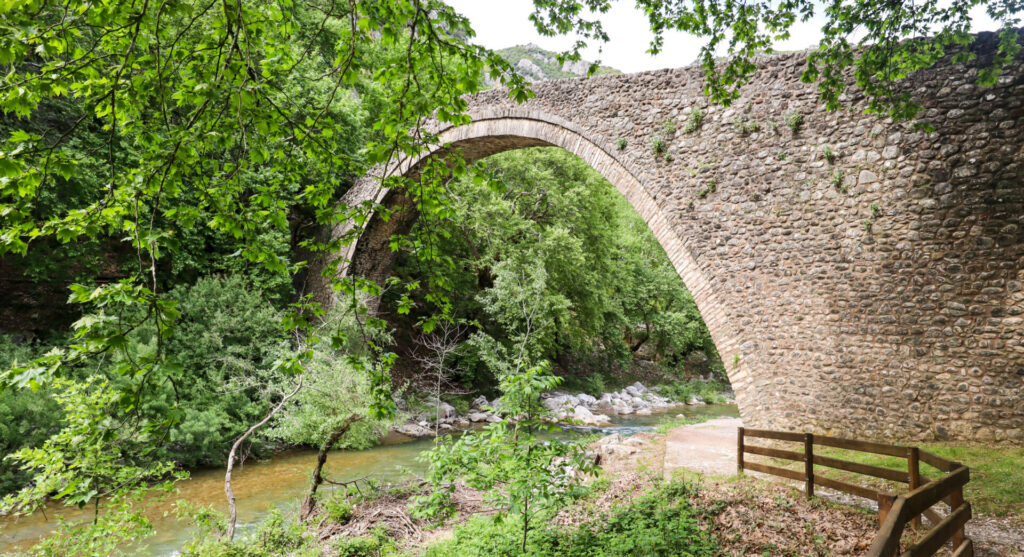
737;427;972;557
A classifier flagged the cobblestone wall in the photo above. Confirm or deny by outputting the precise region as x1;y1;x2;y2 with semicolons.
344;31;1024;443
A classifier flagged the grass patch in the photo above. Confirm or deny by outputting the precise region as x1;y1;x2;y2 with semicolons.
654;413;717;434
756;443;1024;517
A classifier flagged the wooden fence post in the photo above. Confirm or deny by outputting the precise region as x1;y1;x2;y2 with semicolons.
805;433;814;498
950;486;966;549
877;494;896;527
737;427;745;474
908;447;921;529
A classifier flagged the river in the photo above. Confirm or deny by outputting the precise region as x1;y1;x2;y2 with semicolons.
0;403;738;555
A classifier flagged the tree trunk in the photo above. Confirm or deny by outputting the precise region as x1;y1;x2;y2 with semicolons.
300;414;360;520
225;378;303;541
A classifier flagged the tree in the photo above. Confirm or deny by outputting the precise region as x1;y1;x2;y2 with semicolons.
0;0;530;521
529;0;1022;120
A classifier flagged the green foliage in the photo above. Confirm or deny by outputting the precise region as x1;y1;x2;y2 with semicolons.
14;490;162;557
1;376;184;516
785;111;804;133
267;324;396;452
650;134;667;155
324;496;355;524
0;336;63;494
135;275;292;468
391;148;717;388
424;479;718;556
0;0;536;522
614;136;627;150
179;508;321;557
697;180;717;199
822;145;837;164
662;118;677;136
415;363;596;552
654;379;730;405
683;107;706;134
528;1;1022;121
332;527;394;557
732;118;761;135
870;202;882;218
831;170;846;191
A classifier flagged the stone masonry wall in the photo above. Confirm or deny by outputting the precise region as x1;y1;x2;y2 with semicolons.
344;31;1024;444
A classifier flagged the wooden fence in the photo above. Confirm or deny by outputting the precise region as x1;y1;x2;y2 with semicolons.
737;427;972;557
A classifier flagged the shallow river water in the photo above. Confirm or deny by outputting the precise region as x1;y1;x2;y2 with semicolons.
0;403;738;555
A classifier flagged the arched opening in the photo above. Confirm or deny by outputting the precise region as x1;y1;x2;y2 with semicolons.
336;111;756;421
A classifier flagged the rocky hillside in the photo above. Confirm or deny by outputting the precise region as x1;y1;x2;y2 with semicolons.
496;43;621;82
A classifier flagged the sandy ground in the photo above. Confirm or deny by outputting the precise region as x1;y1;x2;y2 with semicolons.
662;416;743;477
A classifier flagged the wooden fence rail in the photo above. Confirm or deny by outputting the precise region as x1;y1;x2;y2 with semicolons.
737;427;972;557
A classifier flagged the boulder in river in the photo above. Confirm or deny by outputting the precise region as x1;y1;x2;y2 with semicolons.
565;405;611;426
395;422;434;438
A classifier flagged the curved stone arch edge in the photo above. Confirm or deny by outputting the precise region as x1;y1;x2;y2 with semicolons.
342;110;759;420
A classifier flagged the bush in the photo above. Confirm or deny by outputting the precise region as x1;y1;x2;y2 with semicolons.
332;527;393;557
133;274;292;468
683;107;705;134
425;479;719;556
324;496;354;524
0;335;63;494
179;508;320;557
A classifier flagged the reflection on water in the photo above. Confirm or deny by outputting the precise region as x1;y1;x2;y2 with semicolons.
0;404;739;556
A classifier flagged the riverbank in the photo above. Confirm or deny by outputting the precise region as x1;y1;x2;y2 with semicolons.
392;379;732;437
0;404;737;555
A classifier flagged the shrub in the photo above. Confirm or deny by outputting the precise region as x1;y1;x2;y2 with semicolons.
662;117;677;136
822;145;837;164
135;274;292;468
732;117;760;134
785;111;804;132
333;526;393;557
425;479;719;556
0;336;62;495
684;107;705;133
324;496;354;524
614;136;627;150
650;134;667;155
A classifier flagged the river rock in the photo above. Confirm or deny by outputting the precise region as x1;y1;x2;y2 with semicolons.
472;395;488;409
610;398;633;415
577;393;597;405
438;402;457;421
467;411;491;423
395;422;433;438
567;405;611;426
635;408;652;416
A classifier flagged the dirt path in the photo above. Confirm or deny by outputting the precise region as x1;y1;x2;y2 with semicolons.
662;416;742;477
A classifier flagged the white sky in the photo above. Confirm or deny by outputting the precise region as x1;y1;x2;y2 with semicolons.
446;0;1005;73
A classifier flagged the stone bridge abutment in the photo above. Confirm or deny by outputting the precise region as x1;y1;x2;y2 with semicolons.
326;31;1024;444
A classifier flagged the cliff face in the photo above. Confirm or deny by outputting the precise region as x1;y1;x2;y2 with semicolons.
494;44;621;83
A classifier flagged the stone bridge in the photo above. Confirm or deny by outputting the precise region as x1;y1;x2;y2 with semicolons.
325;31;1024;443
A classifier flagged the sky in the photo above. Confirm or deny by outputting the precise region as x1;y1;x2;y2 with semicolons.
446;0;1005;73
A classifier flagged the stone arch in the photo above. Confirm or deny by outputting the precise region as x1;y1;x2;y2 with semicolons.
336;109;757;421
